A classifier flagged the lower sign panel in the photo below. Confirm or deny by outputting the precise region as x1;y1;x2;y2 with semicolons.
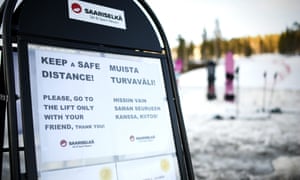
40;155;179;180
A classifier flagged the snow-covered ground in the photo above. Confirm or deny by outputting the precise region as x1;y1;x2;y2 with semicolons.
178;54;300;179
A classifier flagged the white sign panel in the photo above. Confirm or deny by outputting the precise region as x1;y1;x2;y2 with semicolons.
28;44;179;178
68;0;126;30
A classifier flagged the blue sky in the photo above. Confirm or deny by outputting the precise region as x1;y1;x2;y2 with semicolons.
146;0;300;47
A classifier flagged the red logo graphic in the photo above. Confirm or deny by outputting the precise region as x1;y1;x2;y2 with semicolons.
60;139;68;147
129;135;135;142
71;3;82;14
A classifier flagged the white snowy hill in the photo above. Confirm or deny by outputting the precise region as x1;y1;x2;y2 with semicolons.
178;53;300;179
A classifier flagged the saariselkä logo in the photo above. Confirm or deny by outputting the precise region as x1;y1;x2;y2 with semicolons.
130;135;156;143
68;0;126;29
70;1;123;22
59;139;95;148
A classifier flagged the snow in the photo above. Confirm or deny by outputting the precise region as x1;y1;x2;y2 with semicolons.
178;53;300;179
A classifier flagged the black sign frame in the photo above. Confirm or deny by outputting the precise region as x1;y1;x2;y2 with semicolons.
2;0;194;179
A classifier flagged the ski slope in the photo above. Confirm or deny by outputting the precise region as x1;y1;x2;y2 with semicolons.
178;53;300;179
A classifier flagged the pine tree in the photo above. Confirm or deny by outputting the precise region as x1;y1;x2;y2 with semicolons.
201;28;208;60
177;35;188;71
187;42;195;61
214;19;222;59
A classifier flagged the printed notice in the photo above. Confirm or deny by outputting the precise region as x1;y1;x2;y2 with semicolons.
29;47;115;164
108;58;176;156
28;44;176;171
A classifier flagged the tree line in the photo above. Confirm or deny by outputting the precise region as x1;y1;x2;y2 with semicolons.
278;22;300;54
175;21;300;63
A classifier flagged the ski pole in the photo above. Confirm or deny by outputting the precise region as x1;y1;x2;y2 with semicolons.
268;72;278;116
262;71;267;112
235;66;240;118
